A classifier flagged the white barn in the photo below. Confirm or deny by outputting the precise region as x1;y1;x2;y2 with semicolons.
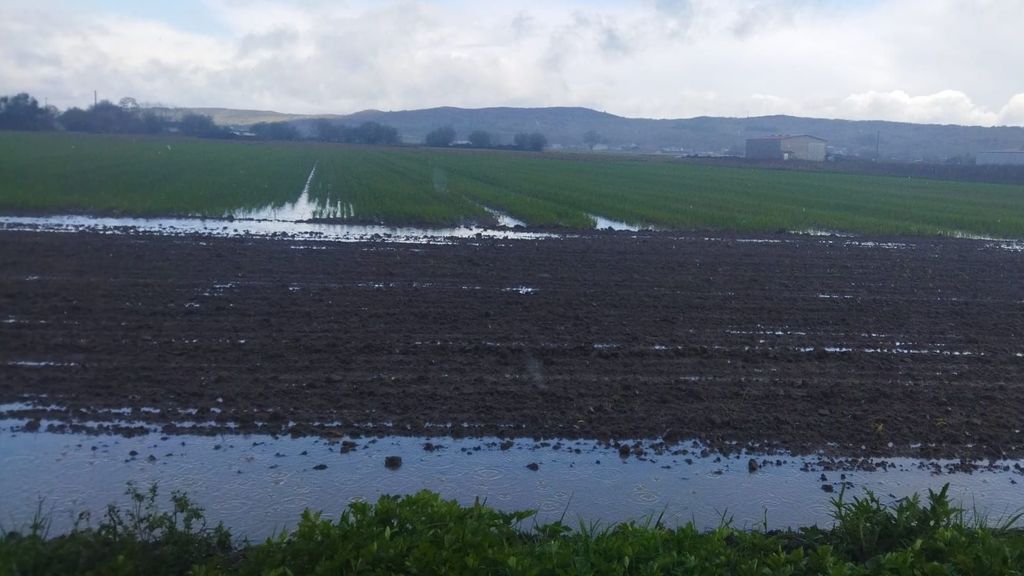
745;135;827;162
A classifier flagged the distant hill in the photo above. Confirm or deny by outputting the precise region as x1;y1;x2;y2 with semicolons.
150;105;1024;162
146;106;341;127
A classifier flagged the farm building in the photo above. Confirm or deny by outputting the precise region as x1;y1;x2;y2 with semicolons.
746;135;827;162
977;150;1024;166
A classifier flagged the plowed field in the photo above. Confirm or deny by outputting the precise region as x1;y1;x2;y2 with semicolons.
2;230;1022;459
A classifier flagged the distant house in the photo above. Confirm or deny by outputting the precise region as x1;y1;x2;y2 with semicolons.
746;135;827;162
977;150;1024;166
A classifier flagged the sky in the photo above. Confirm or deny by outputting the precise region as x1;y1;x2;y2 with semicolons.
2;0;1023;126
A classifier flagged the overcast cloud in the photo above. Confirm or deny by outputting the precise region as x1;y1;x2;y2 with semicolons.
1;0;1022;126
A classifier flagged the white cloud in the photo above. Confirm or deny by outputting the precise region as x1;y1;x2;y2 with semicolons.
0;0;1021;126
998;95;1024;127
834;90;999;126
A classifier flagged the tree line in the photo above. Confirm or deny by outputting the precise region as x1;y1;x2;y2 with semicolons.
0;93;231;138
423;125;548;151
0;92;408;146
1;92;549;151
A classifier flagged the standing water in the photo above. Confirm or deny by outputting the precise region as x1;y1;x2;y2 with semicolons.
1;423;1021;540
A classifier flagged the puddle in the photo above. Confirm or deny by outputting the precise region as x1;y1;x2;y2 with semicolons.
0;401;62;413
1;426;1021;540
2;316;49;325
792;229;856;238
502;286;538;295
795;346;983;357
5;360;78;368
725;328;808;336
0;215;558;244
230;164;322;221
989;241;1024;252
225;166;357;223
589;214;651;232
932;233;1024;252
4;211;1020;251
481;206;526;228
944;231;1014;241
842;240;912;250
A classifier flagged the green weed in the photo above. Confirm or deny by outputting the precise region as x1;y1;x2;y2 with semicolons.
1;484;1022;575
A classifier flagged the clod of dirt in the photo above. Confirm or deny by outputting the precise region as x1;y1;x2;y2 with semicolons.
499;440;514;451
384;456;402;470
526;462;540;471
821;484;834;493
313;464;327;470
819;473;828;481
128;450;138;457
339;440;357;454
423;442;443;452
618;444;631;458
747;458;759;473
23;418;41;432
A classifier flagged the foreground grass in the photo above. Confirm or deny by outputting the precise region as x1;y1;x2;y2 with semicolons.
4;130;1024;235
2;485;1022;575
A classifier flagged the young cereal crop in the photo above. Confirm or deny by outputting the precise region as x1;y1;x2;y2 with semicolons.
4;131;1024;237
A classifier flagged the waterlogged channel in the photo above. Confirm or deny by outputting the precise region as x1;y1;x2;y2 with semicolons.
5;213;1023;255
0;215;556;244
1;423;1022;540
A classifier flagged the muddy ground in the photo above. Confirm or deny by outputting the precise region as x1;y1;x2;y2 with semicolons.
1;230;1022;459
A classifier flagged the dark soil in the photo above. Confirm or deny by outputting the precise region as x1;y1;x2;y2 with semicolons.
1;230;1023;459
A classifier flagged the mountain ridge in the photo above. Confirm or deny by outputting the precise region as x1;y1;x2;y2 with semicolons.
148;105;1024;162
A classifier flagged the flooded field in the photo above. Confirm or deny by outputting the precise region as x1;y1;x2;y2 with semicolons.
3;422;1022;540
2;220;1023;546
589;214;652;232
0;214;555;244
8;131;1024;238
3;228;1023;459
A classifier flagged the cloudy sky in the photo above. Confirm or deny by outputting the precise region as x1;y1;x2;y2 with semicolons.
2;0;1023;125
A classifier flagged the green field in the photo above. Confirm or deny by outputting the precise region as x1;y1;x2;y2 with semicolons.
3;130;1024;236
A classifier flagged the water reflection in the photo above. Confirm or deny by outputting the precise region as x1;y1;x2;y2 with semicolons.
229;164;356;222
0;215;557;244
482;206;526;228
1;425;1021;541
589;214;656;231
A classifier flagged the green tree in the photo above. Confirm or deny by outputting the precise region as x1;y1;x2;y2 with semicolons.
468;130;493;148
514;132;547;151
425;125;456;147
0;93;57;131
250;121;299;140
350;121;399;145
179;113;230;138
